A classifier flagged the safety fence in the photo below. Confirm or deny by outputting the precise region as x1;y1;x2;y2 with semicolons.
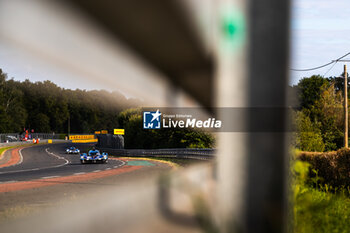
97;148;216;160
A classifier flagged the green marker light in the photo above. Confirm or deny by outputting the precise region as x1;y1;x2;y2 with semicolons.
225;21;237;38
220;7;246;53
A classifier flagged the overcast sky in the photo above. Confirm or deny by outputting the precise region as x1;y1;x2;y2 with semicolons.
0;0;349;89
290;0;350;84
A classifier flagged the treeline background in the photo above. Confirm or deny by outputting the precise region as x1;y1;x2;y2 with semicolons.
0;68;141;134
117;108;215;149
292;73;349;152
0;68;214;148
3;67;349;151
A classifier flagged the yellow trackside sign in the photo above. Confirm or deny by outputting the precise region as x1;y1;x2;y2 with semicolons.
101;130;108;134
95;131;101;134
72;139;98;143
114;129;125;135
69;135;95;140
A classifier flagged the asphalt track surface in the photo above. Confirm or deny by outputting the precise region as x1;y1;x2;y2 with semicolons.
0;143;124;183
0;144;202;233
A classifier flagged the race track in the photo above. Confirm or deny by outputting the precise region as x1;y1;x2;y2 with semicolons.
0;143;125;183
0;143;203;233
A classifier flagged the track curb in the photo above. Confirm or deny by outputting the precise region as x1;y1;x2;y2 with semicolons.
112;157;179;170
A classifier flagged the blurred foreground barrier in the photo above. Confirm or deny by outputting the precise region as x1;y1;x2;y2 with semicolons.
0;0;290;231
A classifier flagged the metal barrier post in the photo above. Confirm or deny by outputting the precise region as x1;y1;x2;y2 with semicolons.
215;0;290;232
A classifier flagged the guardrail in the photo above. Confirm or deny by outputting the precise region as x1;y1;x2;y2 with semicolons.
97;148;216;160
0;139;67;148
0;133;63;143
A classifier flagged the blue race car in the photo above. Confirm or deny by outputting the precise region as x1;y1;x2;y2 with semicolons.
80;149;108;164
66;146;80;154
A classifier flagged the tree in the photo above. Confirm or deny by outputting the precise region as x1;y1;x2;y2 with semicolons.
296;75;329;110
295;111;325;152
0;68;142;134
328;72;350;94
313;83;343;151
117;108;215;149
0;70;27;132
293;74;349;151
32;113;50;133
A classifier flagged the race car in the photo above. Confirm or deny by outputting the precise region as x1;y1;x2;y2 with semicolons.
66;146;80;154
80;149;108;164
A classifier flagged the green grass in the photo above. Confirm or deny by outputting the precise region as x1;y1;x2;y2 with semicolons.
292;161;350;233
129;157;210;167
147;157;209;167
294;185;350;233
0;142;57;159
110;154;211;167
0;146;16;156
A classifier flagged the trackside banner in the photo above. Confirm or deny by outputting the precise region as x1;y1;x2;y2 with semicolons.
69;135;95;140
71;139;98;143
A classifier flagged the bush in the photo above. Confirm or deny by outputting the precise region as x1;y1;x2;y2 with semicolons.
294;111;325;152
291;160;350;233
296;148;350;188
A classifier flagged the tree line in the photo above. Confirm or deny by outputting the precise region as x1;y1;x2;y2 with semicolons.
0;68;140;134
117;108;215;149
0;68;215;148
293;74;349;152
3;67;348;151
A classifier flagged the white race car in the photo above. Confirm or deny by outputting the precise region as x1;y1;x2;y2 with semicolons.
66;146;80;154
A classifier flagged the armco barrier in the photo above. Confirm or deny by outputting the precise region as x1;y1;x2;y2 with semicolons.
0;133;63;143
0;139;66;148
97;148;215;160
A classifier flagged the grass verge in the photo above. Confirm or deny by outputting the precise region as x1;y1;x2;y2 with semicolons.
294;184;350;233
0;142;61;161
292;160;350;233
0;146;17;159
111;155;210;167
143;157;210;167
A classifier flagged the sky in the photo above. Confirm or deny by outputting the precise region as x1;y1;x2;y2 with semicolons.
290;0;350;85
0;0;349;90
